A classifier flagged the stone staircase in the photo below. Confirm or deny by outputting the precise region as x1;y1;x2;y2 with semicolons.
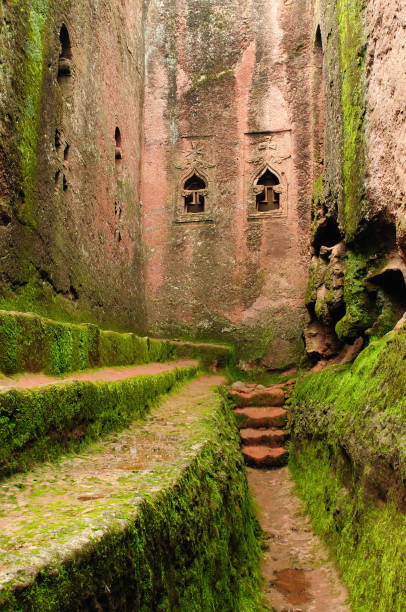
228;378;295;468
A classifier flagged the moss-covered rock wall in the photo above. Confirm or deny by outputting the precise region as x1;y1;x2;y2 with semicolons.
0;310;233;376
0;365;197;478
290;324;406;609
0;380;261;611
306;0;406;365
0;0;146;332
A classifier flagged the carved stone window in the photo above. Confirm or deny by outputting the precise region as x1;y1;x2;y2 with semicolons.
58;25;73;82
255;169;281;212
183;174;207;213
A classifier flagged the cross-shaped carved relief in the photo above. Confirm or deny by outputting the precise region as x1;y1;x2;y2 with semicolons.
181;187;209;202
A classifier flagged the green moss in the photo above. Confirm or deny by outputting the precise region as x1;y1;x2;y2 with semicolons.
0;313;21;374
169;339;234;370
99;330;148;368
148;338;176;363
338;0;367;242
292;325;406;431
0;311;99;376
224;364;294;387
313;257;336;324
365;291;397;339
291;439;406;611
18;0;51;227
0;310;232;376
0;366;197;478
290;324;406;609
335;250;377;341
0;387;261;611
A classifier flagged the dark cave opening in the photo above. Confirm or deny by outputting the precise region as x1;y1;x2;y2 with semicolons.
314;216;342;254
369;268;406;315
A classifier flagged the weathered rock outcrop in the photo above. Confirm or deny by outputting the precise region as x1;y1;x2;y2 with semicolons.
305;0;406;367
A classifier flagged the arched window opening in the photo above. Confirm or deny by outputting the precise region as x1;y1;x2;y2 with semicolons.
115;127;122;158
115;127;123;175
313;26;325;171
183;174;206;213
256;169;280;212
58;25;73;81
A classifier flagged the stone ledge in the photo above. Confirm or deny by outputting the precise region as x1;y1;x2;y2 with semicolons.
0;365;197;479
0;376;260;611
0;310;233;377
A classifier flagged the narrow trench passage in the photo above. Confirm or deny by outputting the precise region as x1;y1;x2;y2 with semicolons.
229;381;349;611
248;467;349;611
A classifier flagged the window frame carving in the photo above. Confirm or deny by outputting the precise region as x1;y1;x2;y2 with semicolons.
182;173;207;214
175;167;213;223
248;165;287;220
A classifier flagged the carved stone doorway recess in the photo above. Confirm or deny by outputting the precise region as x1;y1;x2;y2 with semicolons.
57;25;73;84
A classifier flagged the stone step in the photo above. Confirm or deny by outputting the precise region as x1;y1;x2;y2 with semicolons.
229;385;285;408
242;445;288;468
235;406;287;429
240;427;285;447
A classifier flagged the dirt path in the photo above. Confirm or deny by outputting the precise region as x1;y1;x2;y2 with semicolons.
247;467;350;612
0;360;198;392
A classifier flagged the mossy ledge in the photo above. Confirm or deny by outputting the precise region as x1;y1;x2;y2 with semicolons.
0;310;233;376
0;377;261;611
290;324;406;610
0;365;197;479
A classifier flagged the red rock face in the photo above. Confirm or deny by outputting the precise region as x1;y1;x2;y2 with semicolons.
141;0;312;365
365;0;406;244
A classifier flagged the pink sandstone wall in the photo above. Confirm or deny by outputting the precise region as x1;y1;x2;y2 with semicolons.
142;0;312;366
366;0;406;257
